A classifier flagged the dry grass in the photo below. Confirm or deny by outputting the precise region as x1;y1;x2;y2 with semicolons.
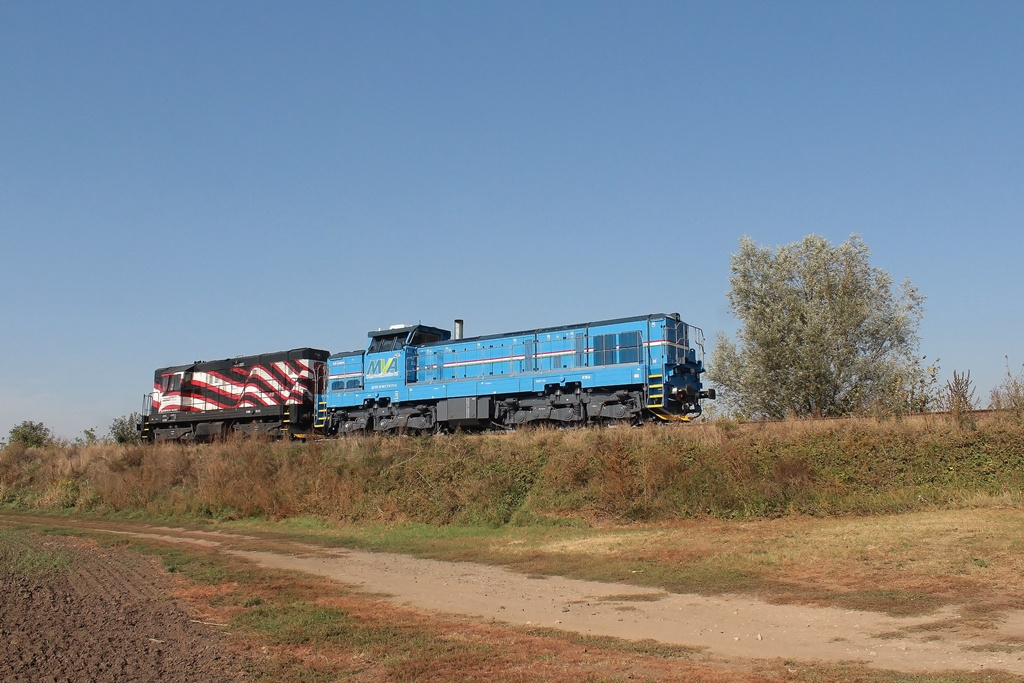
515;509;1024;618
4;411;1024;526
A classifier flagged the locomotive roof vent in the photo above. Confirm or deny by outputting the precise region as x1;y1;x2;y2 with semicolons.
389;323;410;330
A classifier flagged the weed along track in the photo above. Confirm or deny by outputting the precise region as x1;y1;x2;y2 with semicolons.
6;514;1024;677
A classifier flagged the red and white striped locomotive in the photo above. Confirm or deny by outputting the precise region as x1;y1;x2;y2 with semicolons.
141;348;330;442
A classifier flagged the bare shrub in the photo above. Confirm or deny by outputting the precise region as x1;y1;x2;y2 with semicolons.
990;357;1024;420
943;370;977;430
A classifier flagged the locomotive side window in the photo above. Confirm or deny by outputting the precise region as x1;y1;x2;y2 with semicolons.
593;332;641;365
617;331;640;364
593;334;610;366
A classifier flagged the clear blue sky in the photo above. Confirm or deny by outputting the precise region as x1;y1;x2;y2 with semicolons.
2;1;1022;438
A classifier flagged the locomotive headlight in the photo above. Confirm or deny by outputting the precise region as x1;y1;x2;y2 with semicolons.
673;385;698;400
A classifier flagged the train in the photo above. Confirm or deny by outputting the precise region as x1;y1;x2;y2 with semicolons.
140;312;714;443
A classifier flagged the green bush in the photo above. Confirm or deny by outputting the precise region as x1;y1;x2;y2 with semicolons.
7;421;54;448
109;412;142;445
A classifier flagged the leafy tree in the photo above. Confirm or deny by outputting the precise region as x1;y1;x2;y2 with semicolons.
709;234;930;418
109;412;142;445
8;420;55;447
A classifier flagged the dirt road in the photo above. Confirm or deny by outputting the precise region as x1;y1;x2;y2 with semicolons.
5;515;1022;676
237;546;1024;675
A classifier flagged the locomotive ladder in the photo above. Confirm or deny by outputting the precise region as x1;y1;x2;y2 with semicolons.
139;393;154;443
646;373;664;408
312;363;329;431
313;400;328;430
645;373;691;422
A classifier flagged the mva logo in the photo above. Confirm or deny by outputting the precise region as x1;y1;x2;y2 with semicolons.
366;355;400;379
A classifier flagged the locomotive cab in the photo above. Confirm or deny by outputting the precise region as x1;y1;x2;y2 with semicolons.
323;324;453;434
365;325;451;388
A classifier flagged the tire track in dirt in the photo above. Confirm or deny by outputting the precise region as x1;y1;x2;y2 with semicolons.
6;515;1024;676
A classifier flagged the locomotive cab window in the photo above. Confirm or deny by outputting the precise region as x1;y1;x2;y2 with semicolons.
369;334;405;353
408;330;440;345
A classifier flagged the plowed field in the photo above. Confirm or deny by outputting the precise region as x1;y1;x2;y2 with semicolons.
0;531;252;682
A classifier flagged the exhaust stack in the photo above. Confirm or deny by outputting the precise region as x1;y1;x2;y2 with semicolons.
454;319;464;340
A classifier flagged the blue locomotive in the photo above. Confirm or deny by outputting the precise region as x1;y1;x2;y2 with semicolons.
141;312;713;441
319;312;713;434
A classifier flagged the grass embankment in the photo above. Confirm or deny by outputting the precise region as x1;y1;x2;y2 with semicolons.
2;413;1023;524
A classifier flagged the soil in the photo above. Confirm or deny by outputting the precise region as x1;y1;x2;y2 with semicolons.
4;515;1024;678
0;532;253;683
